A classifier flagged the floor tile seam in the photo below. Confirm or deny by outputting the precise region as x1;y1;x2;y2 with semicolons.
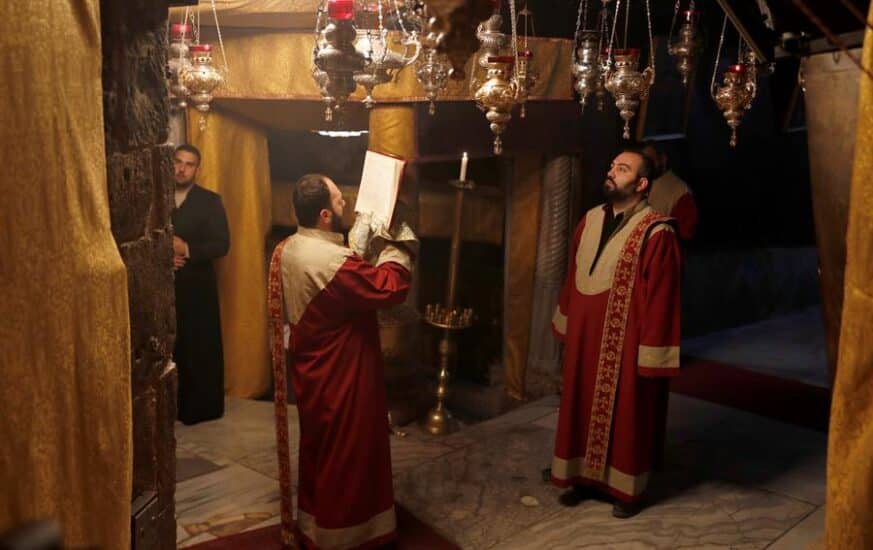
761;505;821;549
391;444;472;478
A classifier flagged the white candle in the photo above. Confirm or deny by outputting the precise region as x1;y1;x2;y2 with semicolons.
459;152;469;181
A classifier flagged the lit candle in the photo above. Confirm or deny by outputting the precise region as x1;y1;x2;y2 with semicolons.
459;152;469;182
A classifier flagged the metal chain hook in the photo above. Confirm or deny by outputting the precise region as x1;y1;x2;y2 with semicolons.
710;13;727;100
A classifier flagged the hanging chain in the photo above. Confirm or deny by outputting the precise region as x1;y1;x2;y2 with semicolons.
645;0;655;70
392;0;409;36
211;0;230;75
524;2;535;48
597;1;609;60
195;6;201;44
572;0;587;65
606;0;622;68
509;0;519;70
737;35;744;64
314;0;328;53
623;0;630;50
667;0;681;46
377;0;388;64
710;14;727;99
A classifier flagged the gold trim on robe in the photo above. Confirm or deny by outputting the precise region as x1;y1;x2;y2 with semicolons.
638;345;680;369
298;507;397;550
575;202;656;296
552;457;651;497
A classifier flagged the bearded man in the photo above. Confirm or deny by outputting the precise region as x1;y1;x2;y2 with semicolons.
550;147;682;518
270;173;415;548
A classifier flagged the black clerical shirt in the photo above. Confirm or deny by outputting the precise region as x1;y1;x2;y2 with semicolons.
589;207;624;275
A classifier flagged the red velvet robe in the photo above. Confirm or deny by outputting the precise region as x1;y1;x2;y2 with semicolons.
278;227;411;549
647;169;698;243
551;202;681;503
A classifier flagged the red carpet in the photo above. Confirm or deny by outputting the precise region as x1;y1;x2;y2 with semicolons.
188;505;459;550
672;355;831;432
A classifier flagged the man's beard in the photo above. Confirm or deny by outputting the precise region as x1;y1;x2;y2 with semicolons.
330;208;344;233
603;177;635;203
175;176;195;189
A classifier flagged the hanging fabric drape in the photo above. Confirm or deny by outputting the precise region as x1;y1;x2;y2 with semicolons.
188;107;273;398
503;155;544;399
0;2;132;547
827;5;873;547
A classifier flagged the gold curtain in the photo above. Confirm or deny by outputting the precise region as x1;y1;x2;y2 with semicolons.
0;2;132;549
188;109;273;398
827;11;873;548
368;106;418;159
170;0;319;30
504;155;544;399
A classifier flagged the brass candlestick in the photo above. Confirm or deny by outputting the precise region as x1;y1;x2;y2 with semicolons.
422;178;475;436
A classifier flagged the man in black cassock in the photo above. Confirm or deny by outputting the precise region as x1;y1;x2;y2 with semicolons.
171;144;230;425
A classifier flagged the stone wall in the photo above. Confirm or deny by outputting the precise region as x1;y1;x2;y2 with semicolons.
101;1;176;548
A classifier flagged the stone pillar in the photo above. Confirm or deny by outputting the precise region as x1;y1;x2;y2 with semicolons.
525;156;572;398
101;1;177;548
802;49;862;382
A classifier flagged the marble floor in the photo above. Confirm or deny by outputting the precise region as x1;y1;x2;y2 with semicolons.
175;309;828;548
175;392;826;549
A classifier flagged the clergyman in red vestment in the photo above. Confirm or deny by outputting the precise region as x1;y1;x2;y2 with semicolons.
641;140;698;245
550;147;682;518
271;174;415;549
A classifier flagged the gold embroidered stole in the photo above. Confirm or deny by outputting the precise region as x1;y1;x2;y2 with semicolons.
268;239;299;548
582;211;666;481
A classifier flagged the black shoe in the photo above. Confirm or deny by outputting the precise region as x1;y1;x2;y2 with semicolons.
558;485;591;507
612;500;642;518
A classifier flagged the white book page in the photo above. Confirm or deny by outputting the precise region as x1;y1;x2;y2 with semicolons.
355;150;405;228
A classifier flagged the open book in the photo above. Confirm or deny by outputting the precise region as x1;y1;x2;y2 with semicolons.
354;150;407;229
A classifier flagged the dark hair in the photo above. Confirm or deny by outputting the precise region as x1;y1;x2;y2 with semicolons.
293;174;332;228
640;139;667;178
174;144;202;165
621;146;655;182
640;139;660;153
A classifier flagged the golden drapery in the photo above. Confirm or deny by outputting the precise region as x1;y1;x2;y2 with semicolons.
196;28;574;103
827;10;873;548
504;155;544;399
170;0;318;30
368;106;418;159
0;2;132;548
188;109;273;398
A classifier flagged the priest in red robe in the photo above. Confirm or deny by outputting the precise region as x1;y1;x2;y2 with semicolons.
641;140;698;245
270;173;415;549
551;147;682;518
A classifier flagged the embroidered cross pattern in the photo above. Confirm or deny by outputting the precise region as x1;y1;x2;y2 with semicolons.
581;211;665;481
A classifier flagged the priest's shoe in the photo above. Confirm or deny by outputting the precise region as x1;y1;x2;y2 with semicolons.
558;485;592;507
612;500;642;518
